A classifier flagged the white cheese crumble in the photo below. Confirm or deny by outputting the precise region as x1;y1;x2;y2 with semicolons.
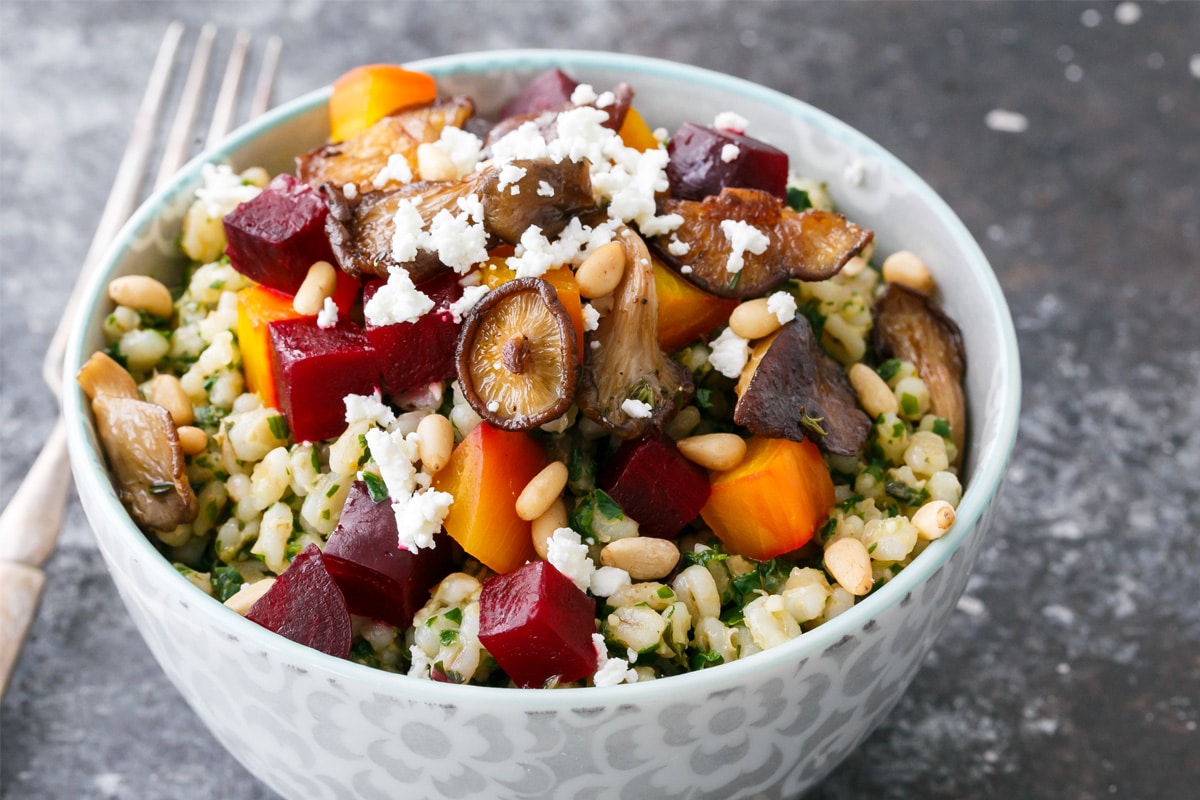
590;565;631;598
448;284;491;323
667;235;690;256
433;126;484;178
719;219;769;273
708;327;751;379
342;182;358;200
681;265;693;274
195;163;262;218
766;291;797;325
537;180;555;197
570;83;599;105
497;162;528;190
592;633;638;687
424;194;489;273
581;303;601;332
713;110;749;133
720;143;741;163
363;427;452;551
546;528;595;593
389;199;427;263
344;390;396;428
371;153;414;188
316;296;339;329
595;91;615;109
620;398;653;419
364;266;434;326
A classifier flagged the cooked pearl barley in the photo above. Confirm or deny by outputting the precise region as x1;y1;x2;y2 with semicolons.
600;537;681;580
744;594;802;649
823;537;874;596
882;250;936;294
821;313;867;364
416;413;454;474
904;430;950;477
676;433;747;471
293;261;338;316
223;577;276;615
118;329;170;373
416;142;458;182
893;376;930;420
926;470;963;506
913;499;956;541
574;241;626;298
531;498;567;560
176;425;208;455
608;581;675;611
515;461;568;521
108;275;174;319
147;373;194;425
672;564;722;619
862;516;918;562
781;567;832;623
606;605;668;653
848;362;898;418
728;297;783;340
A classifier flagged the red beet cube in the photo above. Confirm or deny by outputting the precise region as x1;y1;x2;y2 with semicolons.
478;561;598;688
498;68;579;119
364;271;462;397
599;436;711;539
245;543;352;659
268;318;379;442
323;480;457;629
224;173;338;294
666;122;790;202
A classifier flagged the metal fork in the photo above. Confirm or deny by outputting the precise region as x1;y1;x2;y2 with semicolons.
0;21;282;696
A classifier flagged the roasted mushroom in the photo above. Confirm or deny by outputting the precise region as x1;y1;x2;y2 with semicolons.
872;282;967;463
578;226;694;439
77;352;197;532
297;96;475;194
649;187;873;299
733;317;872;456
325;157;598;283
456;277;579;431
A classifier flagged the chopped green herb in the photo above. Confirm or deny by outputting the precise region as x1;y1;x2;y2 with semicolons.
786;186;812;211
727;271;742;290
932;417;952;439
656;585;675;599
439;629;459;646
891;421;906;438
885;481;929;507
363;472;388;503
683;545;729;569
325;482;341;499
876;359;903;383
566;442;597;494
212;565;244;603
444;607;463;625
900;393;919;417
695;388;713;409
310;445;321;473
819;517;838;542
267;414;290;440
690;650;724;670
570;488;626;539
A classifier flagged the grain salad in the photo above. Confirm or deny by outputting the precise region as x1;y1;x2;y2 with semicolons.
79;64;966;689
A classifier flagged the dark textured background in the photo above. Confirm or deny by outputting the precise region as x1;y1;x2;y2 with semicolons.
2;1;1198;798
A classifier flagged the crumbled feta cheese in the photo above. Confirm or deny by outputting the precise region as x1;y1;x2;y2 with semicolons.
766;291;797;325
537;180;555;197
365;427;452;551
364;266;434;326
595;91;615;109
708;327;751;379
342;182;358;200
590;566;631;598
681;265;693;274
582;303;601;332
486;400;499;413
433;126;484;177
621;398;653;419
667;235;690;256
344;390;396;428
497;162;528;190
590;340;601;350
389;199;427;263
546;528;595;593
570;84;599;105
592;633;638;687
424;195;489;273
713;111;749;133
195;163;262;218
652;127;669;143
719;219;770;273
721;143;741;163
316;296;339;329
372;153;413;188
448;284;491;323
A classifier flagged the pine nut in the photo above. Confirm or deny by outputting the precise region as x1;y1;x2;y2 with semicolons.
841;255;868;278
416;142;458;182
881;250;935;294
416;413;454;474
728;297;783;340
600;537;680;580
912;500;956;541
823;537;873;596
293;261;338;315
531;498;567;560
176;425;208;455
108;275;173;319
147;373;195;425
676;433;747;471
574;242;626;298
848;363;899;418
515;461;569;521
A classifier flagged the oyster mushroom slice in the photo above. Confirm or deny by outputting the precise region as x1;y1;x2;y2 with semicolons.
872;283;967;463
325;157;598;282
733;317;872;456
649;187;874;299
456;277;579;431
578;226;694;439
77;352;197;532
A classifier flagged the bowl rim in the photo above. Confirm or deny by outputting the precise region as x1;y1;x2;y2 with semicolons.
64;48;1021;707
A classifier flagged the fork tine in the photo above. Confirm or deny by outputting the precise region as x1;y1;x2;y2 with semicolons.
206;29;251;149
154;23;216;191
249;35;283;121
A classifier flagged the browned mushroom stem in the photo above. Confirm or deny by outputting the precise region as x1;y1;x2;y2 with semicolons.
733;317;872;456
872;282;967;463
77;352;197;532
577;226;694;439
296;96;475;193
324;157;599;282
648;187;873;299
456;277;579;431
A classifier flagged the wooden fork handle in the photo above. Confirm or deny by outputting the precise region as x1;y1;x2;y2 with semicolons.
0;561;46;696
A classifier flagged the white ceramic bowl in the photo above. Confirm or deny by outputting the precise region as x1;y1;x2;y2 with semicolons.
65;50;1020;800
